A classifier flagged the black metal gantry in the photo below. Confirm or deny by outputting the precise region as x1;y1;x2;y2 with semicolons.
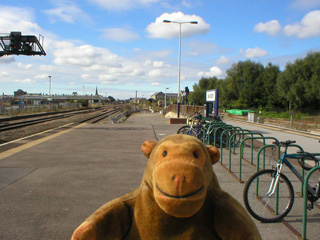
0;32;46;57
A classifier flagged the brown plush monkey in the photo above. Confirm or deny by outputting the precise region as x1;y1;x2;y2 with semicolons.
72;134;261;240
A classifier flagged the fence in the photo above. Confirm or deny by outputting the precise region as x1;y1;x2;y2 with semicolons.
166;104;205;116
0;102;83;116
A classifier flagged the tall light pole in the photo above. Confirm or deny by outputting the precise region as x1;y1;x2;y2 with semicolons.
48;76;52;96
48;75;52;110
163;19;198;118
165;87;169;110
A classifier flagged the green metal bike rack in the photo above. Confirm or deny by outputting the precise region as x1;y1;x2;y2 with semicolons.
235;135;273;181
211;124;235;146
205;122;229;145
226;130;259;172
302;165;320;240
256;143;278;171
256;143;305;193
218;126;243;164
202;121;227;144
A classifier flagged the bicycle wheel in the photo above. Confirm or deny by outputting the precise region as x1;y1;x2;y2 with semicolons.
243;169;294;223
214;128;229;148
177;126;190;134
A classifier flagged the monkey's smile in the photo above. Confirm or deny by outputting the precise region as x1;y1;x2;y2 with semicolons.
156;183;204;199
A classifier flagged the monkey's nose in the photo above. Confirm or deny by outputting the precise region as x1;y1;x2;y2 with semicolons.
172;175;186;190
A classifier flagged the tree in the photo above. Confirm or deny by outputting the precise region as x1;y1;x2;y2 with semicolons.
189;77;219;105
277;52;320;111
224;60;264;108
107;96;116;103
260;63;282;109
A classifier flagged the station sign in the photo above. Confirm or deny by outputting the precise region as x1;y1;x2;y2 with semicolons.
206;90;216;102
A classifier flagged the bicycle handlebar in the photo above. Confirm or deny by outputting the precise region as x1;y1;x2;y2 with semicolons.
272;140;296;146
273;140;320;170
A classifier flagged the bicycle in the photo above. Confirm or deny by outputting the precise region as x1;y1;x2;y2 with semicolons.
177;112;207;140
177;113;228;146
243;140;320;223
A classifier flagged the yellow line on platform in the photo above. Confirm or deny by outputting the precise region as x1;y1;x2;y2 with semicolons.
0;123;87;160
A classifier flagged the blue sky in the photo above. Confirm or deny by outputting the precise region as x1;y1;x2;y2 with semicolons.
1;0;320;99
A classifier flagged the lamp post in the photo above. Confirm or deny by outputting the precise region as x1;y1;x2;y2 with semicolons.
48;76;52;96
165;87;169;110
163;19;198;118
48;75;52;110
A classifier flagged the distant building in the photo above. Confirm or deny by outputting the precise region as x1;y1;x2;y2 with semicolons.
151;92;177;102
11;89;106;105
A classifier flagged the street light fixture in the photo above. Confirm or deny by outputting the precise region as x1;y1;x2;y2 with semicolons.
163;19;198;118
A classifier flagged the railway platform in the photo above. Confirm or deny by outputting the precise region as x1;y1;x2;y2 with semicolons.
0;112;319;239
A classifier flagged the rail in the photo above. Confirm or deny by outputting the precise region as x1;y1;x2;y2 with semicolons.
111;111;129;124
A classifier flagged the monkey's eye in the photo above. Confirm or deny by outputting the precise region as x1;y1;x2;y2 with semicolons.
193;151;199;159
162;150;167;157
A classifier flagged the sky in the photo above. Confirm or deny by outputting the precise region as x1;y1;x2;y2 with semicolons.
1;0;320;100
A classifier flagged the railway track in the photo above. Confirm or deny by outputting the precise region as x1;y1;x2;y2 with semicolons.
78;107;121;124
0;106;121;132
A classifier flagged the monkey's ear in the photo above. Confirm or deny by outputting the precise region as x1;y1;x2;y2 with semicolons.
206;145;220;165
141;140;158;158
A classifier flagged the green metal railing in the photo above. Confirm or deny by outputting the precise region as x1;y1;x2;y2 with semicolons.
302;166;320;240
219;128;250;164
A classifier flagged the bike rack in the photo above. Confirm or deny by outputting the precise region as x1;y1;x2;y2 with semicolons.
226;130;258;170
229;135;271;182
256;143;279;171
216;125;243;147
219;127;246;164
302;165;320;240
205;122;229;145
257;143;306;194
202;121;226;144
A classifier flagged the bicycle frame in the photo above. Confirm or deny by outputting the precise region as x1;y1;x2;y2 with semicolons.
268;151;318;200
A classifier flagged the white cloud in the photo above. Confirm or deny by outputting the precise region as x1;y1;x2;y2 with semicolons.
215;56;231;65
87;0;160;11
0;6;41;34
151;82;160;86
81;74;92;81
284;10;320;38
244;47;268;58
14;79;36;84
53;41;123;68
146;12;210;39
44;3;92;24
148;69;163;77
255;11;320;39
98;74;119;84
152;61;171;68
0;71;9;77
17;62;33;69
198;66;223;78
34;73;50;79
39;65;55;71
0;56;15;64
153;61;164;68
129;69;145;76
254;20;282;36
101;28;140;42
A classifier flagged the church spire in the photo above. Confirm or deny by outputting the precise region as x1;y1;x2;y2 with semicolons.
95;86;98;96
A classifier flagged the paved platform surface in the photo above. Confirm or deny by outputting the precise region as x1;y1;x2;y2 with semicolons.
0;112;319;239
